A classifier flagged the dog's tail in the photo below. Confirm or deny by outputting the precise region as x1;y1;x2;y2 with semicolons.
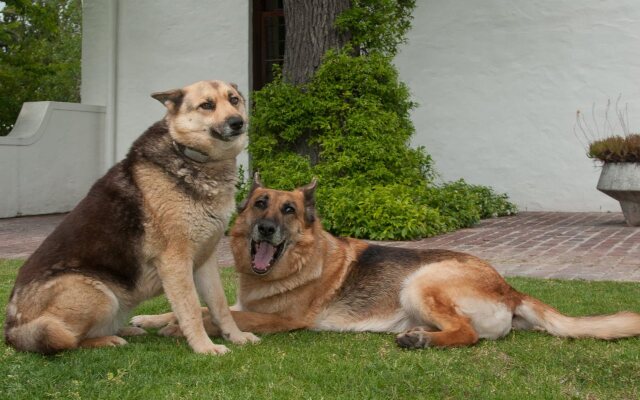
5;316;77;354
513;294;640;340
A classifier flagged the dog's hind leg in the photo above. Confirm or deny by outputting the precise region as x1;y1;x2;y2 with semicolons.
6;275;124;354
397;279;479;349
396;283;479;348
5;314;78;354
396;316;479;349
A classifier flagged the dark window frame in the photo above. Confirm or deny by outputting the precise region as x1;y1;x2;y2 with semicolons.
252;1;285;92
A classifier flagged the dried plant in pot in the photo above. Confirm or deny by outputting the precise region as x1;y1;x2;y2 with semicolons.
577;99;640;226
588;134;640;226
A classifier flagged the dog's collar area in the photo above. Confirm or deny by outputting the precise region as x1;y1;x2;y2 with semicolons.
172;141;210;163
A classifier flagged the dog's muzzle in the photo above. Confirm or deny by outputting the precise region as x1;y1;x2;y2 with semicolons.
250;220;286;275
210;115;246;141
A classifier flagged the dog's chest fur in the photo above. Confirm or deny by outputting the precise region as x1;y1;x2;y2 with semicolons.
98;120;238;305
131;151;237;302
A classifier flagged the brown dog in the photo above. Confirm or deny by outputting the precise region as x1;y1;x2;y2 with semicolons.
133;175;640;348
4;80;259;355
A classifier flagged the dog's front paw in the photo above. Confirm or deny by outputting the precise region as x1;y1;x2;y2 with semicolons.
225;331;261;345
193;342;230;355
130;313;174;329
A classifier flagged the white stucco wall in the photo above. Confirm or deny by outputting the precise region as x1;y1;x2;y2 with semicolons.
395;0;640;211
81;0;640;212
0;102;105;218
82;0;250;171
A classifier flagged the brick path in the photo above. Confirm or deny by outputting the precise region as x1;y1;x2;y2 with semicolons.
1;212;639;281
382;212;640;281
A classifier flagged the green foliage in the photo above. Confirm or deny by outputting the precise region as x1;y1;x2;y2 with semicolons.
434;180;518;221
251;50;433;186
318;184;444;240
244;51;515;240
248;1;515;240
0;0;81;136
335;0;416;56
235;164;249;205
588;134;640;163
318;180;517;240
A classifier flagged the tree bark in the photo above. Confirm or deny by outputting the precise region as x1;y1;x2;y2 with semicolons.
282;0;351;86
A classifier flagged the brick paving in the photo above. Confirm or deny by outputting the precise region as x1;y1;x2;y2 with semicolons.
381;212;640;281
1;211;639;281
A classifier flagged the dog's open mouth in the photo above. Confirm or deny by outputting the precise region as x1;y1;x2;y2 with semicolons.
250;240;285;275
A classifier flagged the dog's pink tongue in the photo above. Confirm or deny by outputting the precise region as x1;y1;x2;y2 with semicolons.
253;242;276;271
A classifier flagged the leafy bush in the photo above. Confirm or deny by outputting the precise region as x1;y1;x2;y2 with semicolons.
588;134;640;163
317;180;516;240
247;2;516;240
335;0;416;56
318;184;445;240
249;51;515;240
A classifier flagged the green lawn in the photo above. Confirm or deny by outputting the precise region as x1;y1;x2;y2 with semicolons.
1;259;639;399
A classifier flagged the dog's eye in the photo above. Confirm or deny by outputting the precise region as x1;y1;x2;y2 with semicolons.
229;96;239;105
282;205;296;215
254;199;267;209
199;101;215;110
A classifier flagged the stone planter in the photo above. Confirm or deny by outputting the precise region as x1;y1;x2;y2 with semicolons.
597;163;640;226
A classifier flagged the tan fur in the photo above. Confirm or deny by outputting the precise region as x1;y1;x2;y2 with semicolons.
133;183;640;348
6;80;258;355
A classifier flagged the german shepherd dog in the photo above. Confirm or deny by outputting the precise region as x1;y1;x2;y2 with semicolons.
4;80;259;355
133;175;640;348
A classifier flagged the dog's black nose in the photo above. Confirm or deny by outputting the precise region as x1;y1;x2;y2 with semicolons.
257;221;276;237
227;116;244;131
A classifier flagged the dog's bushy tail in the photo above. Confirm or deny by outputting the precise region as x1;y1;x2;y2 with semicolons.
5;316;77;354
513;295;640;339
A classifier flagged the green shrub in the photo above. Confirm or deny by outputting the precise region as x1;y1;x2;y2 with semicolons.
317;179;515;241
317;184;444;240
247;2;516;240
588;134;640;163
435;180;518;220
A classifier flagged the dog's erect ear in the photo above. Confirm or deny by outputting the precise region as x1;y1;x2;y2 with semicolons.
298;178;318;225
252;172;264;188
229;82;245;103
151;89;184;113
237;172;264;213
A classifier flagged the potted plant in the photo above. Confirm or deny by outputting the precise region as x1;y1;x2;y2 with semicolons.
588;134;640;226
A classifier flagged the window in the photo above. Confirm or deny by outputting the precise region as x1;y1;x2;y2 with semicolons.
252;0;285;91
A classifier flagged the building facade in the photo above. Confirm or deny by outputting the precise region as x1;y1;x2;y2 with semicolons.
79;1;640;212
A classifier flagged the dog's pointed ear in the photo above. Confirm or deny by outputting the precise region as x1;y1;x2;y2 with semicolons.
252;172;264;188
298;178;318;225
151;88;184;113
237;172;264;213
229;82;245;102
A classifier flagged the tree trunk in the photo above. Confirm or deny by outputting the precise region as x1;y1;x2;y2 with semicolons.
282;0;351;86
282;0;351;164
